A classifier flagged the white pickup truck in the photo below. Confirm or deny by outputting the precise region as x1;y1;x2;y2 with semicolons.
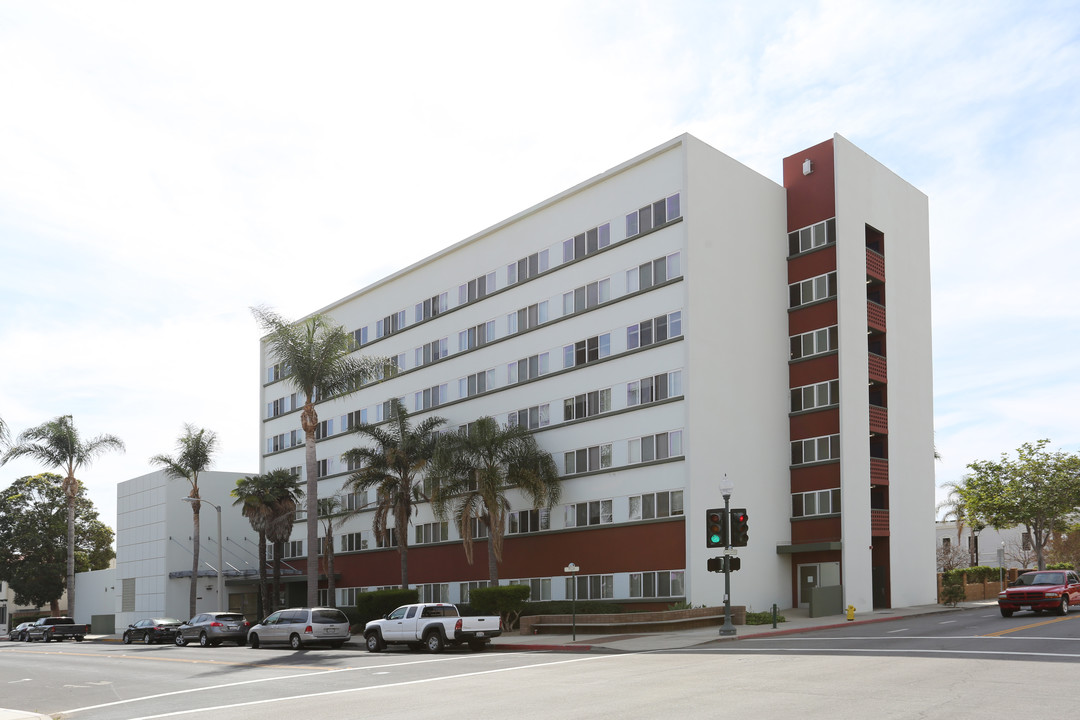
363;603;501;653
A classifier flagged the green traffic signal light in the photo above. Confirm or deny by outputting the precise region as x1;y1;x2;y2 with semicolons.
706;508;726;548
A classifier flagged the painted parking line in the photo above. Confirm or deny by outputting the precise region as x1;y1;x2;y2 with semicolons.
982;615;1076;637
886;628;908;633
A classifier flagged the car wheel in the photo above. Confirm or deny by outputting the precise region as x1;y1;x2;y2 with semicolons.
248;633;260;649
424;631;444;654
289;633;303;650
365;632;383;653
199;632;210;648
123;632;132;645
175;633;187;647
143;632;153;645
75;636;83;642
1058;598;1069;616
999;607;1013;617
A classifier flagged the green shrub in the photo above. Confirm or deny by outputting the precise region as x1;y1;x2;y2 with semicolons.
942;566;999;585
940;583;966;606
744;610;786;625
469;585;532;630
355;588;419;625
667;601;693;611
1047;562;1075;570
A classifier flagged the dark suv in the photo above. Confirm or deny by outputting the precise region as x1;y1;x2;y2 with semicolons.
174;612;250;647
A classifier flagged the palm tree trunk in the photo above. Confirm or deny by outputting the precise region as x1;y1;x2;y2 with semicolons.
190;500;201;618
273;541;282;612
326;524;336;608
257;529;268;620
487;530;499;584
301;400;319;608
396;504;409;588
65;474;77;619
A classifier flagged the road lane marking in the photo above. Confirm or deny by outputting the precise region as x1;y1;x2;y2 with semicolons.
938;620;957;624
886;629;908;633
58;652;510;715
722;648;1080;659
108;653;637;720
982;615;1076;637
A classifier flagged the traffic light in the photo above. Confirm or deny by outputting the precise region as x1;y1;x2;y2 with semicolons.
707;557;723;573
706;508;727;548
730;509;749;547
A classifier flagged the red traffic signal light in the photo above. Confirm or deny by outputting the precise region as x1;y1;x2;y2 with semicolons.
706;508;726;548
730;509;749;547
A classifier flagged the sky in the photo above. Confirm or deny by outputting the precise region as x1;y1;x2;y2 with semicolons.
2;0;1079;535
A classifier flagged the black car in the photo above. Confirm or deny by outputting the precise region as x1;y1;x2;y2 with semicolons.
8;622;34;642
123;618;183;644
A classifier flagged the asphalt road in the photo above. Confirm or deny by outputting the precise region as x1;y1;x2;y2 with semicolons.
1;608;1077;719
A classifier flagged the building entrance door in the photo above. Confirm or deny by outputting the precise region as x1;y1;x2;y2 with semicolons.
798;564;819;607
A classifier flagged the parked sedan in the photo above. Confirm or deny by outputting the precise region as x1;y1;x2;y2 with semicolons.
123;618;183;645
248;607;351;650
174;612;250;647
7;622;34;642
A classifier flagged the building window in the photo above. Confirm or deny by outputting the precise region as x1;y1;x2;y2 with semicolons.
415;293;448;323
565;500;613;527
508;251;549;285
507;404;550;430
626;251;682;293
626;193;681;239
283;540;304;558
563;278;611;315
507;353;549;385
628;431;683;464
790;271;837;308
791;380;839;412
563;334;611;368
627;311;682;350
376;309;407;339
563;388;611;421
629;490;684;520
630;570;684;598
790;326;839;360
459;580;490;603
792;488;841;517
791;434;841;465
458;321;495;352
567;574;614;600
341;491;367;511
342;410;367;433
508;509;550;534
417;583;450;603
340;532;368;552
788;218;836;256
415;338;449;367
267;393;300;419
414;522;449;545
459;369;495;398
627;370;682;407
314;418;334;440
414;384;447;411
316;458;334;478
352;327;368;348
508;578;551;601
562;223;611;262
458;272;497;305
563;445;613;475
470;518;488;539
508;301;549;334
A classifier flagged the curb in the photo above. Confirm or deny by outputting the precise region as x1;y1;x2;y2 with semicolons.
490;643;595;652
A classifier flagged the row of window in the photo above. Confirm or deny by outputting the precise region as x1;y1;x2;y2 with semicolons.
790;325;838;361
788;218;836;256
789;271;837;309
791;379;839;413
791;434;841;465
792;488;841;518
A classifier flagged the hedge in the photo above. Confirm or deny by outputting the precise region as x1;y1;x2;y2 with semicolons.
354;588;419;625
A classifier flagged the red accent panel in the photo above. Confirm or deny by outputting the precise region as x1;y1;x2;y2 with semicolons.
789;354;838;388
784;139;835;232
790;463;842;494
789;245;837;283
791;516;841;544
867;301;886;332
868;353;887;384
870;458;889;485
869;405;888;435
789;301;838;336
790;408;840;441
866;248;885;282
327;521;687;589
871;509;890;537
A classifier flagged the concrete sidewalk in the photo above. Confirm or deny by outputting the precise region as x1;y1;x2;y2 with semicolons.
487;601;996;653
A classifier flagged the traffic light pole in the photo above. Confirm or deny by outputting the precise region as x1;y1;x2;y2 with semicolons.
720;492;736;637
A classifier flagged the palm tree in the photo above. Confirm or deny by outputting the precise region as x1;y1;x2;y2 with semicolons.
428;416;560;583
1;415;124;619
937;479;969;545
231;473;276;620
0;413;9;447
262;468;303;612
150;425;218;618
253;306;383;607
341;399;445;587
316;495;350;608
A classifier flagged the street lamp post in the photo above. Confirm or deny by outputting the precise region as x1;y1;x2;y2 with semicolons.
719;476;736;637
564;563;580;641
183;496;223;609
972;526;982;568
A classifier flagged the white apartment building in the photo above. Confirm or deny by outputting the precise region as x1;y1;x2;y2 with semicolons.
259;133;935;613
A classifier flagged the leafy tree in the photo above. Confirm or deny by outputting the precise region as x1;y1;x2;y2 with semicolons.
1;415;124;619
262;468;303;612
428;416;560;583
253;306;383;607
150;424;218;618
341;399;445;587
960;440;1080;570
0;473;115;612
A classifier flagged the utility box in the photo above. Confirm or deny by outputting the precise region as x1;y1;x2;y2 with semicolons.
809;585;843;618
90;614;116;635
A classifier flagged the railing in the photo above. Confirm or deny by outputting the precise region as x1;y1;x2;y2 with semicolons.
869;405;888;435
868;352;887;383
867;301;886;332
866;247;885;281
870;457;889;485
871;509;890;536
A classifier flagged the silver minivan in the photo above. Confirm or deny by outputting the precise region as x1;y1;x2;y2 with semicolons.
248;607;351;649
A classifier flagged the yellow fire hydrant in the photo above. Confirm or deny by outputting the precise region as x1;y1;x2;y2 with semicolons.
846;604;856;621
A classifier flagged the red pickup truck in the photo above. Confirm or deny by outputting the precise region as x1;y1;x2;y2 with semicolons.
998;570;1080;617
